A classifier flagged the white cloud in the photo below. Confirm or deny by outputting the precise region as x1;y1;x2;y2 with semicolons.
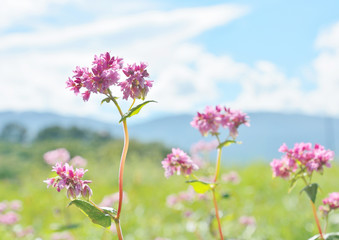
1;1;339;123
0;3;249;122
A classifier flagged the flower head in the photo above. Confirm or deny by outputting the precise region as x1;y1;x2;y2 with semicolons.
44;148;70;165
271;143;334;179
191;105;249;138
119;62;153;100
43;162;92;200
322;192;339;210
67;52;123;101
162;148;198;178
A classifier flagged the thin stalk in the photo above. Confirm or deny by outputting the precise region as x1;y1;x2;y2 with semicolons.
114;218;124;240
213;147;222;183
212;189;224;240
212;145;224;239
116;119;129;219
310;200;324;240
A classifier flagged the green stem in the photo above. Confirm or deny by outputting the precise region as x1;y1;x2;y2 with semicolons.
212;143;224;239
213;147;222;183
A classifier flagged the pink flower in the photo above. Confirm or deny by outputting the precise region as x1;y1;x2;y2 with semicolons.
15;226;34;238
99;192;128;207
239;216;256;226
0;212;19;225
44;163;92;200
0;202;7;213
69;156;87;167
10;200;22;211
51;232;74;240
222;171;241;184
119;62;153;100
270;156;296;179
43;148;70;165
162;148;198;178
271;143;334;177
67;52;123;101
190;140;218;154
322;192;339;210
191;105;249;138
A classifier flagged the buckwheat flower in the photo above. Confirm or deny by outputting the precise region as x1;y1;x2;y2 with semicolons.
0;212;19;225
270;157;293;179
15;226;34;238
190;140;218;155
274;143;334;175
191;106;222;136
119;62;153;100
322;192;339;210
222;171;241;184
43;162;92;200
10;200;22;211
51;232;74;240
44;148;70;165
225;108;250;139
99;192;128;207
162;148;198;178
239;216;256;226
191;105;249;137
69;156;87;167
67;52;123;101
0;202;7;213
318;205;330;217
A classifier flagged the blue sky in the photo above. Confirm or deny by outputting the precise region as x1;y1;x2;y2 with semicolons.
1;0;339;123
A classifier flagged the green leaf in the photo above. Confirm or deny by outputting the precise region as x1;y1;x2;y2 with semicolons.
217;140;241;149
326;233;339;240
300;183;318;203
119;100;157;123
186;180;213;194
68;200;112;228
101;207;117;218
222;193;231;199
101;97;111;105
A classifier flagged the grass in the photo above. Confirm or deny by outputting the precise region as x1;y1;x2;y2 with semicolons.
0;140;338;239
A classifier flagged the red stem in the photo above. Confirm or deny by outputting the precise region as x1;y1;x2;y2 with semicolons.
212;189;224;240
117;119;129;219
310;200;324;240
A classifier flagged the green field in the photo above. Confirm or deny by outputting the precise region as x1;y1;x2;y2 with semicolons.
0;139;338;240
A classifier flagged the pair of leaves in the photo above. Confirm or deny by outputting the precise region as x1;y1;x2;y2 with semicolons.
186;180;215;194
69;200;117;228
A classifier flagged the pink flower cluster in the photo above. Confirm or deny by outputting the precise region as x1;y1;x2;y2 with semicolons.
99;191;128;207
66;52;152;101
0;200;22;226
166;187;207;208
321;192;339;213
191;105;249;138
120;62;153;100
44;148;87;167
43;163;92;200
162;148;199;178
222;171;241;184
238;216;256;226
271;143;334;179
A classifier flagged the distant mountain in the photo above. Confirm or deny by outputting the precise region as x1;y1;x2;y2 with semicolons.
1;111;338;163
0;111;120;139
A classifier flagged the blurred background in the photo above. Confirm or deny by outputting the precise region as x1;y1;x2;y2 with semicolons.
1;0;339;239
